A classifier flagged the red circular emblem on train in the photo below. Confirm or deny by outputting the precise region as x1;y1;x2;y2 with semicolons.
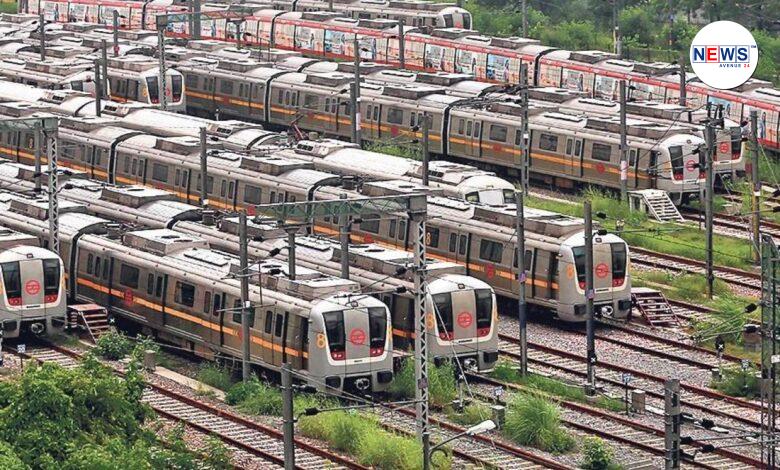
25;280;40;295
595;263;610;279
685;159;697;172
123;289;134;306
457;312;473;328
719;142;729;153
349;328;366;346
486;264;495;279
364;234;373;243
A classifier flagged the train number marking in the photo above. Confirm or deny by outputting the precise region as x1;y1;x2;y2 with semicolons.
316;333;326;349
457;312;473;328
24;280;40;295
566;265;575;279
349;328;366;346
595;263;610;279
427;313;435;330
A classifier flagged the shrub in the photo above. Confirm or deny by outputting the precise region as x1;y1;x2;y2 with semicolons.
712;365;760;398
389;359;456;406
490;360;523;383
196;363;234;391
226;379;262;405
447;402;491;427
228;380;283;416
94;330;133;360
580;437;621;470
503;394;575;454
203;436;232;470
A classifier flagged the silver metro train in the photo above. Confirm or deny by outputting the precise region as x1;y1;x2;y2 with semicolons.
0;190;394;393
0;111;632;323
0;168;499;370
0;224;66;339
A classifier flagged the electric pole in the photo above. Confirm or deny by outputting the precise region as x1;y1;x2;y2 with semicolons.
157;27;168;111
519;62;530;195
664;378;681;470
238;211;251;381
521;0;528;37
46;130;59;255
93;58;102;117
100;40;109;98
421;112;430;186
398;20;405;69
760;234;778;468
613;0;622;57
338;194;350;280
412;212;429;469
584;200;596;394
199;127;208;208
619;79;628;201
33;124;41;193
113;10;120;56
193;0;202;39
351;35;361;147
516;191;527;375
678;52;686;107
750;110;760;264
286;228;297;281
703;107;719;300
281;363;295;470
39;12;45;61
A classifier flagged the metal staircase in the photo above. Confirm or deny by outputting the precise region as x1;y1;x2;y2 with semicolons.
628;189;684;222
67;304;111;343
631;288;681;327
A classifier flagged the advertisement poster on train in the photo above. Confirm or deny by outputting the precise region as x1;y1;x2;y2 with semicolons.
707;96;737;120
562;69;588;92
486;54;511;81
630;82;665;102
296;27;316;51
594;76;619;100
42;2;59;21
360;38;377;60
324;30;347;55
743;105;776;144
68;3;87;22
226;21;245;42
202;19;219;39
425;44;446;70
456;50;477;76
537;64;562;87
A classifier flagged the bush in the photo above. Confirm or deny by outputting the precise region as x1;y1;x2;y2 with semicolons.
447;402;491;427
712;365;760;399
580;437;621;470
196;363;234;391
226;378;283;415
389;359;456;406
94;330;132;360
225;378;262;405
491;360;523;383
503;394;575;454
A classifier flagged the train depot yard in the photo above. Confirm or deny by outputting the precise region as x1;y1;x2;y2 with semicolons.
0;1;777;468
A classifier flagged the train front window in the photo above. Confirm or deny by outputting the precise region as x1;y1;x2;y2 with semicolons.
323;310;345;360
503;190;516;204
43;259;60;302
171;75;182;102
730;127;741;157
368;307;387;357
611;243;627;287
475;289;492;337
432;293;453;340
463;12;472;30
146;77;159;104
669;145;684;179
1;261;20;305
572;247;586;289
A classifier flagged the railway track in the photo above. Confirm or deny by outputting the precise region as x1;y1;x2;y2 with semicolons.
467;374;762;469
14;344;363;470
629;247;760;293
681;207;780;241
498;335;769;431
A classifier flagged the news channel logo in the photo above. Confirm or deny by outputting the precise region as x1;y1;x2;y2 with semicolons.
689;20;758;90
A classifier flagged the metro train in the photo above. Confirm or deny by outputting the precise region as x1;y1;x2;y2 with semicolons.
0;111;633;322
0;225;66;339
0;166;500;370
0;189;394;393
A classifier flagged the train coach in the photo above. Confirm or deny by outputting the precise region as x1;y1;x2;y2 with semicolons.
0;224;66;339
0;190;395;393
0;112;632;323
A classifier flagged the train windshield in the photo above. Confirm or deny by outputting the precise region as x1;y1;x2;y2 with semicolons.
1;261;21;305
463;12;472;30
43;259;60;302
611;243;627;287
572;247;586;289
368;306;387;357
171;75;182;102
730;127;741;158
669;145;684;179
323;310;345;360
503;190;516;204
432;293;454;340
475;289;492;337
146;77;159;104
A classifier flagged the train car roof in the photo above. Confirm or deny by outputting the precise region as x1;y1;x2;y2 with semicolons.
0;228;40;251
0;243;59;260
428;274;491;295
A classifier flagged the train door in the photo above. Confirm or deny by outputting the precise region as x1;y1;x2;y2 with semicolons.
206;291;224;346
592;240;612;293
260;309;275;365
449;289;477;342
565;137;583;177
460;118;481;159
271;310;286;366
365;103;382;140
534;249;552;299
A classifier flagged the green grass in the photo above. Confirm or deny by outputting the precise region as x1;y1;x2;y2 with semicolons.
195;363;234;392
580;437;624;470
446;402;492;427
0;2;16;14
525;188;757;271
364;141;422;161
502;394;576;454
389;359;456;407
712;364;760;399
490;362;624;412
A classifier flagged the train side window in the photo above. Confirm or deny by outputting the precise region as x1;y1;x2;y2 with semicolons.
238;83;245;98
185;74;198;89
151;163;168;182
274;313;284;337
474;122;481;138
94;257;101;277
155;276;163;297
489;124;507;142
388;219;397;239
360;216;380;234
204;291;211;314
458;119;464;135
264;310;273;334
566;138;573;155
366;104;372;121
539;133;558;152
277;89;284;103
181;170;188;188
591;142;612;162
228;181;235;199
458;235;467;256
515;249;532;268
284;91;290;106
123;157;130;174
398;220;407;241
175;169;181;186
220;80;234;95
574;140;583;157
147;273;154;295
327;98;333;114
87;254;93;274
244;185;262;204
373;106;379;121
212;294;221;316
220;180;227;197
466;121;472;137
206;176;214;194
119;264;139;288
303;94;318;109
387;107;404;125
410;112;417;127
448;233;457;252
629;149;638;166
479;239;503;263
102;260;109;280
174;281;195;307
131;159;138;176
425;227;440;248
127;80;138;101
